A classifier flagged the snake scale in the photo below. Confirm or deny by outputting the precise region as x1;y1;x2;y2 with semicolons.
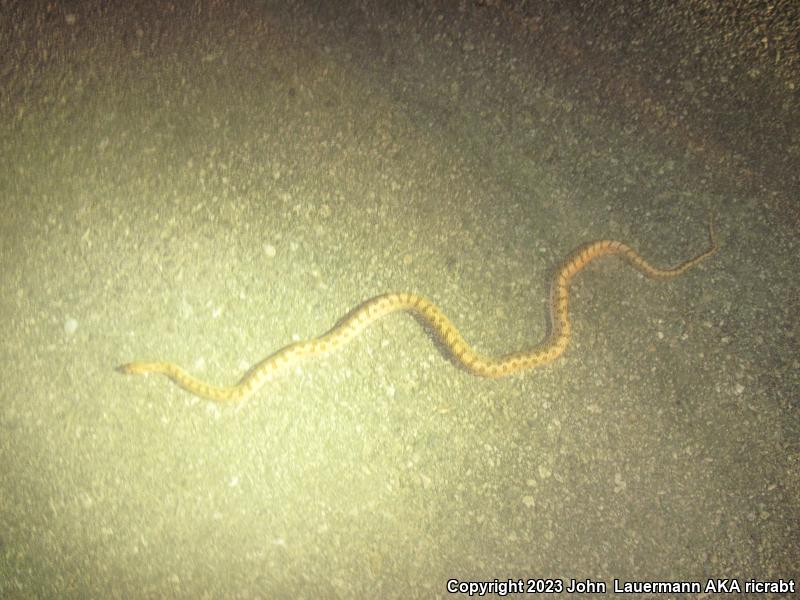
118;217;717;403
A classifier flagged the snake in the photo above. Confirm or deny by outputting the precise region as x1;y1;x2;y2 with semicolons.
117;216;717;403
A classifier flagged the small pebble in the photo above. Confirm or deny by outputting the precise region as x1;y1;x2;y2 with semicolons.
64;318;78;336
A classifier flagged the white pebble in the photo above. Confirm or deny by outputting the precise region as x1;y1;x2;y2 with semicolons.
64;318;78;336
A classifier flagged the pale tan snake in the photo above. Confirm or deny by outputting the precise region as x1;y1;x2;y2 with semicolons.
118;217;717;403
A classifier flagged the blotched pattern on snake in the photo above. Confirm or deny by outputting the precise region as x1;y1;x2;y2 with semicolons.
118;217;717;403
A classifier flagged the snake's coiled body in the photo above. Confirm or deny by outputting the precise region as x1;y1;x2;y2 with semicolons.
118;218;717;403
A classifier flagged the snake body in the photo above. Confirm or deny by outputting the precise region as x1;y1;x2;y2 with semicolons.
118;218;717;403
